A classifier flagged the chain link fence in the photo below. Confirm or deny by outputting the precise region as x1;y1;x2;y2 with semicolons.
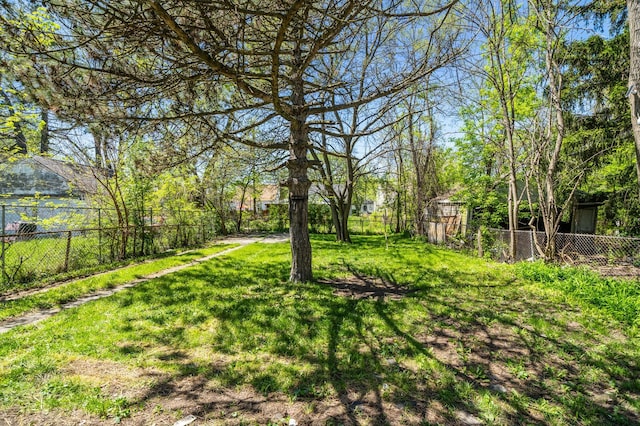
423;224;640;277
0;204;218;291
476;229;640;277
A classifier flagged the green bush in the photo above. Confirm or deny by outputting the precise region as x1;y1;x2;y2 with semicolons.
308;204;332;233
267;204;289;232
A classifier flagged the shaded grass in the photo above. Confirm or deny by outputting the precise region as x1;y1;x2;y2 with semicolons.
0;235;638;425
0;243;236;322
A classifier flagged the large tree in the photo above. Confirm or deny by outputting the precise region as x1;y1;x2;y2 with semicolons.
628;0;640;200
1;0;461;281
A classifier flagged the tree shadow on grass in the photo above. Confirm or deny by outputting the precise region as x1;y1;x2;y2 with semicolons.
94;241;640;425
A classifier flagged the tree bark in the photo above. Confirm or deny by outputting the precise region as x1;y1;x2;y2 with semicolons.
40;109;49;153
288;117;312;282
629;0;640;200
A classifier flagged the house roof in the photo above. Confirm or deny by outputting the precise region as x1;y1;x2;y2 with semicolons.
30;156;99;195
0;155;99;198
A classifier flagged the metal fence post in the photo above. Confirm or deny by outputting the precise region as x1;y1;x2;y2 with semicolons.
98;208;102;264
64;230;72;272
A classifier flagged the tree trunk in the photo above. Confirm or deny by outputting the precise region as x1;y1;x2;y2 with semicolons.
288;117;312;282
40;109;49;153
1;89;27;154
337;201;352;243
629;0;640;200
341;136;355;243
408;110;427;236
329;199;342;239
395;190;402;233
506;126;519;261
236;180;250;233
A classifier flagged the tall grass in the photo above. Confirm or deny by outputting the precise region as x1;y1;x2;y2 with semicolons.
515;261;640;328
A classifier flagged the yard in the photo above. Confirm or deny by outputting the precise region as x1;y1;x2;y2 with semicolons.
0;235;638;425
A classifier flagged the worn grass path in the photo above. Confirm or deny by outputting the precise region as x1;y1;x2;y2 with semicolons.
0;234;288;334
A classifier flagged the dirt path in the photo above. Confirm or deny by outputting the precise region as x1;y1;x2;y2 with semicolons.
0;234;288;335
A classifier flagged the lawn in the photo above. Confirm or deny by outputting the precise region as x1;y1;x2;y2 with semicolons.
0;235;638;425
0;225;209;291
0;243;237;322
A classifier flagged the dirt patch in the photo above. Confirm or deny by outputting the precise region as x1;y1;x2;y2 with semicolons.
592;264;640;280
62;358;168;400
0;378;440;426
318;275;415;301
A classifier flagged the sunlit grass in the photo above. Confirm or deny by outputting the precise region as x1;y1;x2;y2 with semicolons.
516;261;640;328
0;243;236;322
0;235;637;424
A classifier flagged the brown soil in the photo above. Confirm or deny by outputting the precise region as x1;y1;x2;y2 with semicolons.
593;264;640;280
317;274;415;301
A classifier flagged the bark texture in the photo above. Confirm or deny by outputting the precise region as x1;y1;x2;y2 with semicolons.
629;0;640;199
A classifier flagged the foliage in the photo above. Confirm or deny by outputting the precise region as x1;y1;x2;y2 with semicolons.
562;18;640;235
454;0;541;236
0;7;57;156
515;261;640;328
308;203;333;234
267;204;289;233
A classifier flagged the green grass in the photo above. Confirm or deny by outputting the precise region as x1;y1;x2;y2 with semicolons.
1;226;209;290
1;234;101;287
347;214;390;235
0;235;638;425
516;261;640;328
516;262;640;328
0;243;236;322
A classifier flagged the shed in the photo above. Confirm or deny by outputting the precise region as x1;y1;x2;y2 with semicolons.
425;197;470;244
570;202;602;234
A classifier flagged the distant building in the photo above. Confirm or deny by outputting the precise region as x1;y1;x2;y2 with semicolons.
425;196;470;244
0;155;100;231
0;155;98;202
231;184;287;214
